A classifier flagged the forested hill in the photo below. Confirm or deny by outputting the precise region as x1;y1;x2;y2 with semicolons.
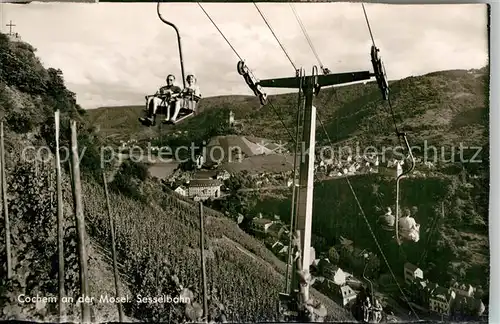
88;67;489;156
0;33;353;321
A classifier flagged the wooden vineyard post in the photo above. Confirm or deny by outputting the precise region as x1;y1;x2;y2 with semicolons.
1;121;11;279
102;171;124;322
55;111;66;322
199;202;208;322
70;121;91;323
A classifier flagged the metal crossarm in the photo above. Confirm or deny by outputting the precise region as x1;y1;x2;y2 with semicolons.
258;71;372;89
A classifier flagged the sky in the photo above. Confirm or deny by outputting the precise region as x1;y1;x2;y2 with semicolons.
0;2;489;109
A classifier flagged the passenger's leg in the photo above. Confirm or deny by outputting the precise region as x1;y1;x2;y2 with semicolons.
170;100;181;121
150;97;164;124
140;97;157;124
163;100;171;121
147;97;155;117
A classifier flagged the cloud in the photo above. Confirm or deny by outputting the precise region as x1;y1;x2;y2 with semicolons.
1;2;488;109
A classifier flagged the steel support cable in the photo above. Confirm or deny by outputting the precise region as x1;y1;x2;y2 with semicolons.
417;209;441;266
316;115;420;321
361;3;376;48
197;2;297;146
289;3;324;71
361;8;419;318
361;6;406;162
285;70;306;293
362;3;403;143
197;3;243;62
266;100;297;146
253;2;298;72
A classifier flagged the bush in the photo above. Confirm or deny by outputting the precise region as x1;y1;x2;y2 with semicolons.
6;111;34;133
109;160;149;202
0;162;79;319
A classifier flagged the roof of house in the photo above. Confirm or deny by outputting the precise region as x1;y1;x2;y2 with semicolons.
175;185;187;191
324;263;342;274
417;279;428;289
426;282;439;292
192;170;218;179
452;282;473;291
252;218;273;226
340;285;356;296
431;287;453;301
271;241;284;249
404;262;420;272
456;295;483;308
268;222;282;233
188;179;222;187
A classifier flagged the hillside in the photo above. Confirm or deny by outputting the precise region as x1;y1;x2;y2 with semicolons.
0;33;354;321
250;173;489;286
88;67;488;153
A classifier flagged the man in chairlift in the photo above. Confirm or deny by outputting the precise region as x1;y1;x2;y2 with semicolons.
377;207;395;233
398;208;420;242
139;74;182;126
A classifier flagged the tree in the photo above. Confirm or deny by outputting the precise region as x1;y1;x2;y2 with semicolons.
328;246;340;264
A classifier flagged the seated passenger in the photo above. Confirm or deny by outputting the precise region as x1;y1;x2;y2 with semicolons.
139;74;182;125
398;208;420;242
177;74;202;117
377;207;395;232
373;299;383;323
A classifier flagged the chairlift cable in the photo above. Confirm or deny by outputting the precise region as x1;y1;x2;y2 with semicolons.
417;207;441;266
197;3;244;62
253;2;298;72
362;3;403;139
361;3;376;48
317;118;420;321
284;71;306;294
267;100;298;146
289;3;325;72
359;5;419;318
197;2;297;146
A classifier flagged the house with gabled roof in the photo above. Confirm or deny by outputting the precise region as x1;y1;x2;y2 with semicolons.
430;286;456;316
251;218;274;234
404;262;424;285
450;282;474;297
174;185;188;196
452;295;485;318
337;285;357;306
188;179;222;201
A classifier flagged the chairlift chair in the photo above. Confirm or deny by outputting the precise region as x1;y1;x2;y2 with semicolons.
139;2;200;127
394;133;418;245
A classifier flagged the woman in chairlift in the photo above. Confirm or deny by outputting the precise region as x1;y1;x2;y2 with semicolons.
180;74;202;115
398;208;420;242
139;74;182;126
165;74;202;123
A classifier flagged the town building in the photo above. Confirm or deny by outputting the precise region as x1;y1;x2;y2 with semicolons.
320;261;346;286
193;170;218;180
217;170;231;180
337;285;357;306
229;110;235;127
271;241;288;257
450;282;474;297
174;185;187;196
429;287;456;316
251;218;274;234
195;155;204;169
187;179;222;201
452;295;485;318
403;262;424;285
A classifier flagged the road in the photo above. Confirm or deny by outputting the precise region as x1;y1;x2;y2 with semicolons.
236;185;289;193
